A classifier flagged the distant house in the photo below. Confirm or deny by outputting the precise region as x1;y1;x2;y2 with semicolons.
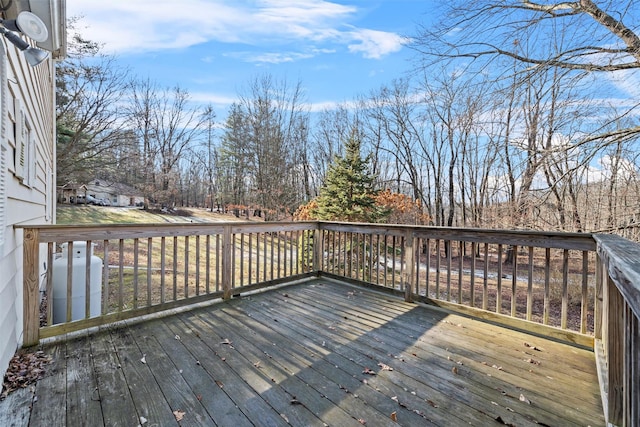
85;179;144;206
57;182;87;203
0;1;66;380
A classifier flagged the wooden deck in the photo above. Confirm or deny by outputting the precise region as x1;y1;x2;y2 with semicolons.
1;280;604;426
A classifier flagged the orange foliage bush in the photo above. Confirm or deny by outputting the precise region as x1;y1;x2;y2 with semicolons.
375;189;430;225
293;199;319;221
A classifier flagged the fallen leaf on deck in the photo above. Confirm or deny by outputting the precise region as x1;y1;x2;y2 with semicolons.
451;366;458;375
390;411;398;422
1;350;51;399
140;354;146;364
377;363;393;371
492;364;503;370
196;394;202;401
139;416;148;425
524;342;542;351
290;398;302;405
220;338;233;345
253;361;261;368
519;393;531;404
525;358;541;365
173;410;185;421
426;399;438;408
358;419;366;425
215;380;224;388
174;334;180;340
362;367;376;375
280;413;289;423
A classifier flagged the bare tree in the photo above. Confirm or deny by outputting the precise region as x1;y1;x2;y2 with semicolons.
413;1;640;141
238;74;310;219
56;30;130;184
127;80;204;208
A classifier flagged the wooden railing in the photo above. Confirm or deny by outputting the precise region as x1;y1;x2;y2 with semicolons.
594;234;640;426
21;222;317;345
20;221;639;425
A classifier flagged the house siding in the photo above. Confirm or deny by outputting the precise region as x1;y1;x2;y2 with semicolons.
0;30;56;382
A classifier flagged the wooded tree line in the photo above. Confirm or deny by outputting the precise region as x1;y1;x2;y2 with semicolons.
57;2;640;240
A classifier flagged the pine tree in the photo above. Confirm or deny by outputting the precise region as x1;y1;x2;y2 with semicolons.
313;129;387;223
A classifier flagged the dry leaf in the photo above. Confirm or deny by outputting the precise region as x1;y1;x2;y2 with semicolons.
519;393;531;404
524;342;542;351
451;366;458;375
215;380;224;388
140;354;146;364
173;410;185;421
358;419;366;425
280;413;289;423
220;338;233;345
253;361;261;368
426;399;438;408
390;411;397;422
525;358;541;365
139;416;148;425
174;335;181;340
377;363;393;371
362;367;376;375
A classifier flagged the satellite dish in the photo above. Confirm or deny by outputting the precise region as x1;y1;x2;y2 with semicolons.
16;11;48;42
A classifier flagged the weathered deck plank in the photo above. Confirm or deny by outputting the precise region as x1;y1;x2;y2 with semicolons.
65;334;104;426
30;344;66;427
0;280;604;426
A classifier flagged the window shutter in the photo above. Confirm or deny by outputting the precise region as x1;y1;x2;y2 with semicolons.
14;99;25;180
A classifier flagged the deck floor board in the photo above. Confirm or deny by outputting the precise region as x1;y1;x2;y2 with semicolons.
1;280;605;426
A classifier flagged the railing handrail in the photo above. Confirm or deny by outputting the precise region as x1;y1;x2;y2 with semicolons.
318;221;597;251
594;234;640;320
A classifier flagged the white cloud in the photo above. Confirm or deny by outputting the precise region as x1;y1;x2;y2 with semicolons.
347;29;407;59
225;50;319;64
67;0;405;60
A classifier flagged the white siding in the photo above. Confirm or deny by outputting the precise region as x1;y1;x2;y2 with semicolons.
0;30;56;381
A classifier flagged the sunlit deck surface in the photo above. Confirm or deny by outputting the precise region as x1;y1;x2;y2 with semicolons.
2;280;604;426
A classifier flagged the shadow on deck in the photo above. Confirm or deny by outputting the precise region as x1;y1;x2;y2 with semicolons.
1;279;604;426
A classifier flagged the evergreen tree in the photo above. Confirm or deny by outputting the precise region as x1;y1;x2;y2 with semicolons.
313;129;387;223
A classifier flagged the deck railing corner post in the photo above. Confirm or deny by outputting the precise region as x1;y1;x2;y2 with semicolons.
22;227;40;347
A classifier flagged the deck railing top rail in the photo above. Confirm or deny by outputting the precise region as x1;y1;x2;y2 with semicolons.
318;221;597;251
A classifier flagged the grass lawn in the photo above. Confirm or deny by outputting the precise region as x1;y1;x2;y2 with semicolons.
56;205;244;225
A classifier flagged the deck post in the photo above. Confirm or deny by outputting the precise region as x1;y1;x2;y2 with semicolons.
607;275;624;426
23;227;40;346
313;225;322;276
222;225;232;300
403;230;415;302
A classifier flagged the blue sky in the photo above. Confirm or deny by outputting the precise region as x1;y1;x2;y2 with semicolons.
66;0;436;117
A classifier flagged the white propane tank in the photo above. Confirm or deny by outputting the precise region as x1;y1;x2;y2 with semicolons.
52;241;103;324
